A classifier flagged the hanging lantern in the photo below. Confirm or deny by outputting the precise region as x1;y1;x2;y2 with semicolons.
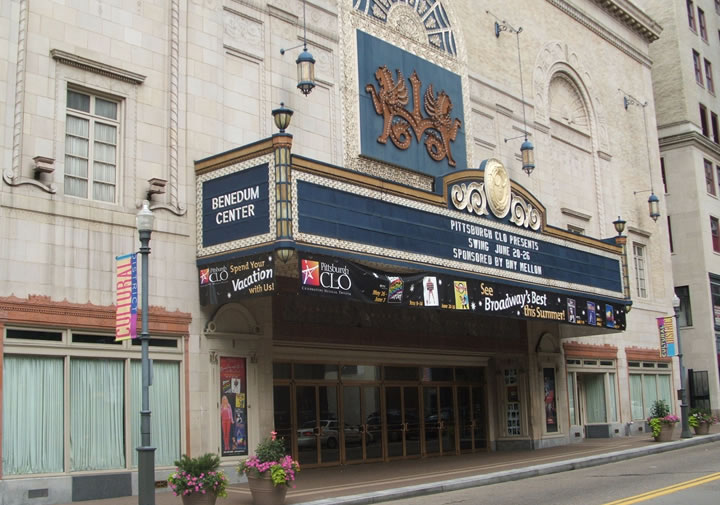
648;192;660;222
296;48;316;96
521;140;535;176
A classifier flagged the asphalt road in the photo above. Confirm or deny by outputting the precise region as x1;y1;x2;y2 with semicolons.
378;443;720;505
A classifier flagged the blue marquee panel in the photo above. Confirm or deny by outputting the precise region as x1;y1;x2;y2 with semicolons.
357;30;467;176
297;181;622;293
201;163;270;248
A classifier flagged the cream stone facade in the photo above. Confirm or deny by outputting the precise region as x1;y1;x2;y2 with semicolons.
637;0;720;413
0;1;679;504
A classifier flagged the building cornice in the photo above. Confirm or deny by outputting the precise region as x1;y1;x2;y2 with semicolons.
50;49;146;84
546;0;659;68
659;130;720;159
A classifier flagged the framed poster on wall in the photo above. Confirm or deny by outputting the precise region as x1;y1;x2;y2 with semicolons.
220;357;248;456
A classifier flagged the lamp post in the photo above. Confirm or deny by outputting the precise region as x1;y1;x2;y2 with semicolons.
672;293;693;439
136;200;156;504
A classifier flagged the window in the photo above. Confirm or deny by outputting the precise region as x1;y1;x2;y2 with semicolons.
710;276;720;331
65;89;119;202
661;157;667;193
566;360;618;425
712;216;720;252
717;166;720;197
705;159;716;194
688;0;697;31
712;112;720;143
567;224;585;235
694;51;704;85
700;103;709;135
629;369;673;420
699;8;707;40
675;286;693;327
2;328;182;476
633;243;647;298
706;59;715;93
716;0;720;15
668;216;674;253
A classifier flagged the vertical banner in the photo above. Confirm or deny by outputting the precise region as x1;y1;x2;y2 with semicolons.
543;368;558;433
115;253;138;341
220;357;248;456
657;317;677;357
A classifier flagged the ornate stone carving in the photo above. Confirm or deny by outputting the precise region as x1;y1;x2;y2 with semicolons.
451;182;487;216
484;159;511;219
509;195;542;231
365;66;462;166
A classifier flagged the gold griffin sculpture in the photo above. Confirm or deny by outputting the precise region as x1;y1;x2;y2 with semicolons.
365;65;462;167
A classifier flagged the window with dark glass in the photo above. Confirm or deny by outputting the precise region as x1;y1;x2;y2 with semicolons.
705;159;716;194
700;103;709;135
661;157;667;193
675;286;693;327
633;243;647;298
699;8;708;40
668;216;674;253
688;0;697;31
694;51;704;85
712;112;720;143
716;0;720;15
710;275;720;330
712;216;720;252
706;60;715;93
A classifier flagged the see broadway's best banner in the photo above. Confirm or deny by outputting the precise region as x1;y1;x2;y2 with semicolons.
299;254;626;330
657;316;677;357
115;253;138;341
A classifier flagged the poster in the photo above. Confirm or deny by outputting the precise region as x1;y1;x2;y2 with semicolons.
543;368;558;433
220;357;248;456
657;317;677;357
115;253;138;341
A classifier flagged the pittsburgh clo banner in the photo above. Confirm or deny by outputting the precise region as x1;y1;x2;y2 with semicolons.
115;253;138;341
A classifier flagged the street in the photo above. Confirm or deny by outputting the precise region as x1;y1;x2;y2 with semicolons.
378;444;720;505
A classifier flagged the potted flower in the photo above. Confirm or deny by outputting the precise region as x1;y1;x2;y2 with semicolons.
647;399;679;442
168;453;229;505
238;431;300;505
689;408;720;435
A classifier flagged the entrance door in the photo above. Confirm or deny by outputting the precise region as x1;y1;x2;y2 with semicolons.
457;386;486;451
423;386;455;456
385;386;421;459
342;386;383;463
295;385;339;466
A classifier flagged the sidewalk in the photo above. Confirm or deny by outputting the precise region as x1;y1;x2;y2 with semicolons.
62;431;720;505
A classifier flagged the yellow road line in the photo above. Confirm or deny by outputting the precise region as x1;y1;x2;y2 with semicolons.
601;472;720;505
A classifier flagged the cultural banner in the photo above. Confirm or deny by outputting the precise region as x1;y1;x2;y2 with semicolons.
657;316;677;357
115;253;138;341
220;357;248;456
298;254;626;330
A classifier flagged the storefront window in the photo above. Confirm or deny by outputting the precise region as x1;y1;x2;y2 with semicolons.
294;364;338;380
2;356;64;475
629;362;674;419
220;357;248;456
504;369;521;435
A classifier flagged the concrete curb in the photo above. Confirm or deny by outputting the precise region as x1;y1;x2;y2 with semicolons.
296;434;720;505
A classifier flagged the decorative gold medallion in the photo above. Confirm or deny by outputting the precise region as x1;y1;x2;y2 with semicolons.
484;158;511;219
365;66;462;166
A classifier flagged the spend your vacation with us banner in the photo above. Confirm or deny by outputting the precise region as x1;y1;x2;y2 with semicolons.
198;252;275;306
299;254;626;329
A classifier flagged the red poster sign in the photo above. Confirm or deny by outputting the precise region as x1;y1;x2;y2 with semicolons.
220;357;248;456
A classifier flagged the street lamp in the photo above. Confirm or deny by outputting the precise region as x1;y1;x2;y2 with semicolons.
136;200;156;504
672;293;693;439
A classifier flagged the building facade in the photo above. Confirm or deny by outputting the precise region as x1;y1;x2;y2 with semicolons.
1;1;676;504
638;0;720;413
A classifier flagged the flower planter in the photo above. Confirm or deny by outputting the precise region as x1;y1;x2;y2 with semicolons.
693;423;710;435
653;423;674;442
247;472;288;505
181;493;218;505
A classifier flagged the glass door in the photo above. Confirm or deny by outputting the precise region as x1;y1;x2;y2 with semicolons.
385;386;421;459
295;385;338;466
423;386;455;455
342;385;383;463
457;386;486;452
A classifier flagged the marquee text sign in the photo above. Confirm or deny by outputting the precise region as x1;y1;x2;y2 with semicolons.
297;181;622;294
201;163;270;248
